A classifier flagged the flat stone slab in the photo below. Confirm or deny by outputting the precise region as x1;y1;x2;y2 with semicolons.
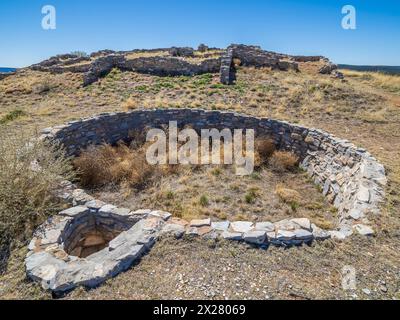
311;224;331;240
186;226;213;237
211;221;230;232
149;210;172;221
254;222;275;232
230;221;254;233
328;230;347;241
85;199;106;210
353;224;374;236
190;218;211;228
276;230;296;241
160;223;185;238
274;220;297;231
291;218;312;231
221;231;243;241
293;229;313;241
243;231;267;245
59;206;89;218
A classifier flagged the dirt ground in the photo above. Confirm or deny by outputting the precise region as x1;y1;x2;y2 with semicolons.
0;63;399;300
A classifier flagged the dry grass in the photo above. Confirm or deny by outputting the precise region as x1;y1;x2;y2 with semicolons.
122;96;141;110
255;137;275;167
74;142;162;190
0;109;27;125
81;142;334;225
269;151;299;172
275;184;301;203
342;70;400;93
0;130;73;273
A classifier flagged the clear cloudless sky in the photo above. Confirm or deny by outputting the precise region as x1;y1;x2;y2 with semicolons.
0;0;399;67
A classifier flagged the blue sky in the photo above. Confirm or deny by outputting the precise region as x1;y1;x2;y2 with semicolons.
0;0;399;67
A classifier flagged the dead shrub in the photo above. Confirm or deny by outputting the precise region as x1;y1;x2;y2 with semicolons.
122;97;140;110
0;130;73;272
269;150;299;172
33;79;53;94
74;141;178;190
275;184;301;203
254;137;275;167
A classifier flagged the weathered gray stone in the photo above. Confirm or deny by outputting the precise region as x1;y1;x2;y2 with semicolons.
274;220;297;231
109;232;129;251
276;230;296;241
348;208;364;220
111;207;131;217
357;185;371;203
137;234;156;249
254;222;275;232
211;221;231;232
85;199;106;211
190;218;211;228
293;229;313;241
149;210;172;221
221;231;243;241
328;230;347;240
353;224;374;236
98;204;117;216
160;223;186;239
25;251;66;288
266;231;278;242
186;226;213;237
71;189;94;205
59;206;89;218
243;231;267;245
291;218;312;231
40;228;63;246
231;221;254;233
311;224;331;240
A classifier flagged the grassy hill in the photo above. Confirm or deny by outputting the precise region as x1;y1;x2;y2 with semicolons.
0;62;400;300
339;64;400;75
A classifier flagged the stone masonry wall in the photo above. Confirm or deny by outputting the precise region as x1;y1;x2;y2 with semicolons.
27;108;386;293
41;108;386;238
28;44;342;86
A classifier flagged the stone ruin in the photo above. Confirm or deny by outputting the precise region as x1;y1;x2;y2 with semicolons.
25;44;344;87
26;108;386;294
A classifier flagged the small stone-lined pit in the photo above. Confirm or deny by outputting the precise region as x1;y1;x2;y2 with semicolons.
62;205;136;258
26;204;163;294
26;108;387;294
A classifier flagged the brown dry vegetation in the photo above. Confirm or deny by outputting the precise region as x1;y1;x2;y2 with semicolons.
73;141;332;225
0;131;73;275
0;64;400;300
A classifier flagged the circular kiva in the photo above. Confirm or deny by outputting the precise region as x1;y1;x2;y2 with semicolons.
26;108;387;294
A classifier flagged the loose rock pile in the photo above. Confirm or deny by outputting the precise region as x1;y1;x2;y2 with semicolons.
27;108;386;293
